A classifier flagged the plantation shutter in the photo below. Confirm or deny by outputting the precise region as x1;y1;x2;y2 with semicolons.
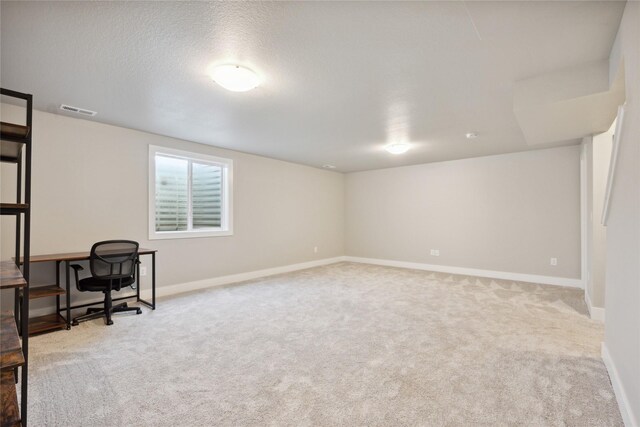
155;155;189;231
154;154;223;232
192;162;222;228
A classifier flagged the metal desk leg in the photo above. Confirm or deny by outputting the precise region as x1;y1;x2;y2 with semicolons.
152;252;156;310
55;261;61;315
136;257;141;302
65;261;71;329
137;253;156;310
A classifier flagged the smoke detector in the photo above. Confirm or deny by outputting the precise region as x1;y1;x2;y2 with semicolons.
59;104;97;117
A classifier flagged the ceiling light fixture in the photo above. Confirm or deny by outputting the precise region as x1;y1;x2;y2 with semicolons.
466;132;479;139
210;64;261;92
385;143;411;154
322;164;336;169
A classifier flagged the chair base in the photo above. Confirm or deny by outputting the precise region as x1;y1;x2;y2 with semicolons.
72;302;142;326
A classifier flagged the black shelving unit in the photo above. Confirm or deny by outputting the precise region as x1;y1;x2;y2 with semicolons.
0;88;32;427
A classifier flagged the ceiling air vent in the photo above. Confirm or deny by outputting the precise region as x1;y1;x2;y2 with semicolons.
59;104;97;117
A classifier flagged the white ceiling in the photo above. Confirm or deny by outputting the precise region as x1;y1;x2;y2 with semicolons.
0;1;625;172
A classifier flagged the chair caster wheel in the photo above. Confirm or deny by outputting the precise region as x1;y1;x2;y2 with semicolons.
106;320;114;326
136;309;142;314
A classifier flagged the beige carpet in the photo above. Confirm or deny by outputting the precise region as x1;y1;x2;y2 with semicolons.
27;262;621;426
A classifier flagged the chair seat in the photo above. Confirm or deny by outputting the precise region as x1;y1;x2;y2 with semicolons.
77;276;135;292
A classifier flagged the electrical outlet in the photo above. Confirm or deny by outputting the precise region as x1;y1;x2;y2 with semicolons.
314;246;318;253
430;249;440;256
140;266;147;276
550;258;558;266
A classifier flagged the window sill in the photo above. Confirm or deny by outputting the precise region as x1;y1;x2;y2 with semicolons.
148;229;233;240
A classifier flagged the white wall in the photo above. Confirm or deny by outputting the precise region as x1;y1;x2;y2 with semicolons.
602;2;640;425
0;104;345;310
345;146;581;280
585;125;613;311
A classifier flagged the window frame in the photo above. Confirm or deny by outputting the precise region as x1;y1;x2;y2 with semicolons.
148;145;233;240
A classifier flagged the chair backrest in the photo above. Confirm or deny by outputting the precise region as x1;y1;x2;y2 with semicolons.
89;240;139;280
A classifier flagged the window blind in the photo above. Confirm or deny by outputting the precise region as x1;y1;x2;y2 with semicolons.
192;162;222;229
154;155;223;232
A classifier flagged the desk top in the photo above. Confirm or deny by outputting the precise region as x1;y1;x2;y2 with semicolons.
20;248;157;263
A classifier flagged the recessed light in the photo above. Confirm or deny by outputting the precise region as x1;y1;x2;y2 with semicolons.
466;132;479;139
322;164;336;169
210;64;261;92
385;143;411;154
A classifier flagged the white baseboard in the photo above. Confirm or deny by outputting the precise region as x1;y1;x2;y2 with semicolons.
140;256;346;300
343;256;583;288
31;255;581;317
602;342;638;427
585;289;606;322
28;257;346;318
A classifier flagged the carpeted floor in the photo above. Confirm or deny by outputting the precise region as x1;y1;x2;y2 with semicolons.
27;262;622;426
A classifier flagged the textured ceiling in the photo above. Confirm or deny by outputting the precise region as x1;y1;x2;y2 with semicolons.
0;1;625;172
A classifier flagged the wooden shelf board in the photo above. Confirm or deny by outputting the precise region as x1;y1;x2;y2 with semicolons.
0;140;22;163
0;203;29;215
0;261;26;290
29;313;66;336
0;314;24;372
16;247;157;264
0;371;20;427
0;121;30;139
28;285;64;300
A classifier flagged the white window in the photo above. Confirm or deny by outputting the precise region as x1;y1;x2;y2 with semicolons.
149;145;233;239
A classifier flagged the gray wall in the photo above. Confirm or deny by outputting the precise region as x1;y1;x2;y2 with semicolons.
604;1;640;423
345;146;581;279
0;104;345;310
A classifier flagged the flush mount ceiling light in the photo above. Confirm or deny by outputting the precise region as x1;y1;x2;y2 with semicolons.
385;143;411;154
322;164;336;169
466;132;479;139
210;64;261;92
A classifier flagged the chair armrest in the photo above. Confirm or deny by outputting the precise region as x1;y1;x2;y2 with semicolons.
70;264;84;290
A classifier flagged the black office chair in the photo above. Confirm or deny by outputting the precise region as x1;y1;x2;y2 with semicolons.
71;240;142;326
